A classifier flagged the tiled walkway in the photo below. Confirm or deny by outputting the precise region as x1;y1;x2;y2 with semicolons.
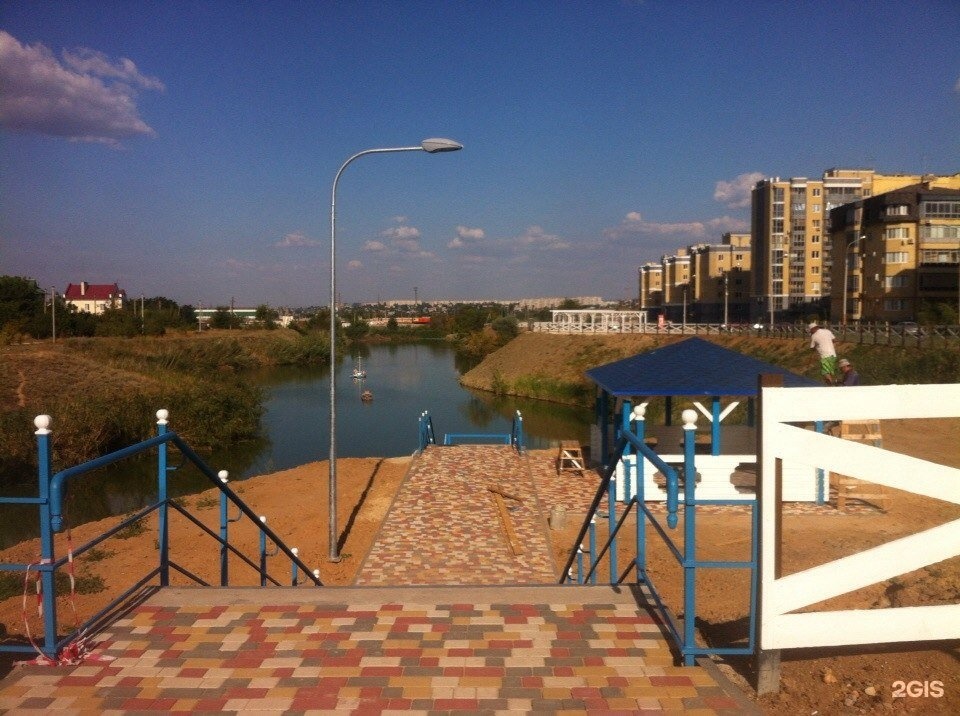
355;445;557;586
0;446;758;714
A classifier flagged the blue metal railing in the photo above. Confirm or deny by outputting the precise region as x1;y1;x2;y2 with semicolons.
0;410;322;662
560;404;758;666
419;410;525;453
417;411;436;452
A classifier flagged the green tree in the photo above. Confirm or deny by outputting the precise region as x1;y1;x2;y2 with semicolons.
386;316;399;332
210;306;236;329
255;304;280;329
491;315;519;342
0;276;46;338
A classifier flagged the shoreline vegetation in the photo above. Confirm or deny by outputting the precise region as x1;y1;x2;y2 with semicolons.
3;328;957;487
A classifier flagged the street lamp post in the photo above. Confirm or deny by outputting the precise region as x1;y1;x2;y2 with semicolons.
327;138;462;562
842;234;866;327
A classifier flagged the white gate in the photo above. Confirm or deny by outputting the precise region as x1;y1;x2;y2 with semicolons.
758;383;960;649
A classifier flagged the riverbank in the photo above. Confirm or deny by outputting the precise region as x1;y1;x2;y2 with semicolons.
459;332;960;403
0;329;332;479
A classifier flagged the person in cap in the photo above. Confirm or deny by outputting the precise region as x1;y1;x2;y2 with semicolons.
808;321;838;384
838;357;860;386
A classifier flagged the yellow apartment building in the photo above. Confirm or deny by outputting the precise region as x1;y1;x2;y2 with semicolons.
689;233;751;324
749;169;948;323
829;178;960;323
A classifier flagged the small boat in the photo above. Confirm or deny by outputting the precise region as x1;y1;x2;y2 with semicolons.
360;389;373;402
351;356;367;380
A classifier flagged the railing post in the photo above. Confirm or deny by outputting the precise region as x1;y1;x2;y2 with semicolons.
681;408;698;666
633;403;649;584
291;547;300;586
156;410;169;587
607;473;617;584
218;470;230;586
576;547;584;584
620;400;633;502
259;515;269;587
588;516;597;585
34;415;58;659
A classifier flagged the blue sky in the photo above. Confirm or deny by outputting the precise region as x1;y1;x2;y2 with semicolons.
2;1;958;308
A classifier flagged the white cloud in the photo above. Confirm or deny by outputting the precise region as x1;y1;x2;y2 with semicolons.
516;225;570;250
604;211;747;243
447;225;485;249
362;240;388;252
347;260;362;269
275;231;320;247
714;172;765;209
0;30;163;146
381;225;421;240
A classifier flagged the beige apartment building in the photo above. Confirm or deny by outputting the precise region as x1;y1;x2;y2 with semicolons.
638;233;751;324
749;169;951;323
829;178;960;324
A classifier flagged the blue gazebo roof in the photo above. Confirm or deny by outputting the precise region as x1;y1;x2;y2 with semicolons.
586;337;818;397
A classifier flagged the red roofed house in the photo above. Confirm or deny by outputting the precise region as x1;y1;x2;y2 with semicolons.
64;281;126;314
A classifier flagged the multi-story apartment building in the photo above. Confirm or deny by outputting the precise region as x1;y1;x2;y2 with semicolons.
829;178;960;323
638;261;663;315
689;233;752;324
749;169;941;323
638;234;751;324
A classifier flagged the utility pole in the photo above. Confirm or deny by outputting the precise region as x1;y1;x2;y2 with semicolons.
198;301;202;332
722;272;729;326
50;286;56;343
230;296;235;329
414;286;418;315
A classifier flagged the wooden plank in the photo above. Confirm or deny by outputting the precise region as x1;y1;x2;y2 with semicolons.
492;492;524;556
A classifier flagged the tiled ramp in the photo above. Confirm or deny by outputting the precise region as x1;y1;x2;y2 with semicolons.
355;445;558;585
0;586;753;713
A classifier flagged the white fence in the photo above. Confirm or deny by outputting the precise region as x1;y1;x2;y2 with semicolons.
758;383;960;649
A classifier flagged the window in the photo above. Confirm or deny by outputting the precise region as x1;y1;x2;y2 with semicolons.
792;203;806;213
810;234;820;243
885;275;908;288
920;249;960;263
772;219;784;233
885;204;909;217
811;266;820;275
884;252;908;263
885;227;909;239
884;298;908;311
735;253;744;261
773;203;784;218
922;201;960;218
921;224;960;239
812;204;821;213
812;219;821;229
812;188;821;197
811;250;820;259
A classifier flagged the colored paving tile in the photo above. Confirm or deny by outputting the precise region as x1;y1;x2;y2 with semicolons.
355;445;559;586
0;587;751;714
0;446;757;713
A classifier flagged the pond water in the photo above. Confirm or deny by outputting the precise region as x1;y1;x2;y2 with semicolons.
1;343;592;547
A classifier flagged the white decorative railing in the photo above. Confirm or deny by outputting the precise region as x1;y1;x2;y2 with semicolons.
758;383;960;650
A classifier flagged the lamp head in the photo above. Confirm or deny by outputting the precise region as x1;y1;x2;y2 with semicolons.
421;138;463;153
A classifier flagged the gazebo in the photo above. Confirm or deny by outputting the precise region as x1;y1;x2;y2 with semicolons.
586;337;823;501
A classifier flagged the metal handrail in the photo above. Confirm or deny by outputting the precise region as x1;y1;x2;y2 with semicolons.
0;410;322;662
559;407;759;666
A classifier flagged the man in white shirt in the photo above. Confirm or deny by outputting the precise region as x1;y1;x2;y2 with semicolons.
809;321;838;384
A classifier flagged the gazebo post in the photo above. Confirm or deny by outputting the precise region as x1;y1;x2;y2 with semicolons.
711;396;722;456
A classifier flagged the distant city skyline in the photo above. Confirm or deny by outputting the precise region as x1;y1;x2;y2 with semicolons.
2;1;958;307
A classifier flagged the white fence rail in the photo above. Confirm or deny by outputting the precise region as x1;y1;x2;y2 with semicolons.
759;383;960;650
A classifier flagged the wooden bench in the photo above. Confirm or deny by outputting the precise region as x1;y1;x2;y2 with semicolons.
831;420;889;512
557;441;585;474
